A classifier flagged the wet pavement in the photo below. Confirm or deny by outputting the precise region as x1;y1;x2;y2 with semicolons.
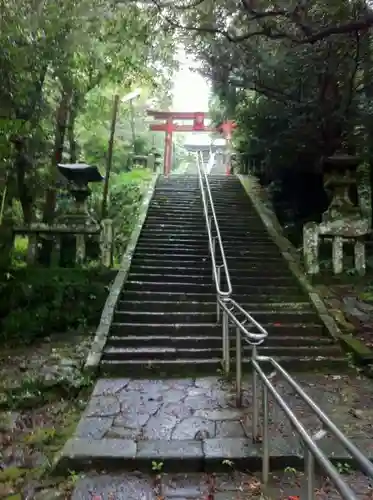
71;470;373;499
57;372;373;474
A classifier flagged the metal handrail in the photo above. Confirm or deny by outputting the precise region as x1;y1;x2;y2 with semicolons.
250;352;373;499
196;151;232;298
253;358;363;499
194;150;373;499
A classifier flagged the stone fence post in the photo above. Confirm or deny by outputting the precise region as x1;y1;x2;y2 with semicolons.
100;218;113;267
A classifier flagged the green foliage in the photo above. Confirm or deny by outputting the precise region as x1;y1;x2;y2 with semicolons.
109;168;153;261
0;371;94;410
176;0;373;175
0;268;115;345
87;167;153;262
0;0;177;227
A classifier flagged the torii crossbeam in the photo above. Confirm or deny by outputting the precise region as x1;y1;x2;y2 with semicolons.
147;110;236;175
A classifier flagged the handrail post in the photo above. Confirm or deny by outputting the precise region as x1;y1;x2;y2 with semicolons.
306;449;315;499
236;326;242;407
252;347;260;442
222;306;230;374
216;266;221;322
262;383;270;484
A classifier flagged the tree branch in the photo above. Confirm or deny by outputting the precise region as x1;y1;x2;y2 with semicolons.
152;0;373;45
174;0;206;10
344;31;361;117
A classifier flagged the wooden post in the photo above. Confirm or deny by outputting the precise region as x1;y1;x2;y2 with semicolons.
101;94;120;219
129;99;136;154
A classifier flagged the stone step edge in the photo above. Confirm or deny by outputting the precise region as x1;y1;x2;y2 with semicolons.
101;356;346;367
53;437;373;475
108;335;333;343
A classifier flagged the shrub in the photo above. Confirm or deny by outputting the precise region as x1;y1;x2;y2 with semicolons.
0;267;115;345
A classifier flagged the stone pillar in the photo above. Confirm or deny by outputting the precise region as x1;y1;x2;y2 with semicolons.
354;240;366;276
303;222;320;275
100;218;113;267
26;233;37;264
332;236;344;274
51;235;61;267
357;163;372;224
147;153;155;171
75;233;86;264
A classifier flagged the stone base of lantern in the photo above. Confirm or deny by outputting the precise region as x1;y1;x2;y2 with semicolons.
303;218;370;276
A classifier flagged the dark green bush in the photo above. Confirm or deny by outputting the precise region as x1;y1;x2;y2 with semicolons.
0;268;115;344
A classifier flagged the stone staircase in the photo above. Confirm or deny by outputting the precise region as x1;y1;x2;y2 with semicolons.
62;173;373;492
101;174;344;376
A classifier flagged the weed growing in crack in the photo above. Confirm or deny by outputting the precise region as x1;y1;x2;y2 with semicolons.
151;461;164;500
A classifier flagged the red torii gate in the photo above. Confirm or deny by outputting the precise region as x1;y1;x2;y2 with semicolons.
147;110;236;175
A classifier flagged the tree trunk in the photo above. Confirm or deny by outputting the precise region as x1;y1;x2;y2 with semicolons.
14;146;33;225
360;27;373;221
43;80;73;223
68;91;81;163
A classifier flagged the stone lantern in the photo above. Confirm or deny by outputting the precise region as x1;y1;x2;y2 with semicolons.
57;163;104;225
147;148;162;172
133;155;148;168
322;151;360;223
303;150;370;276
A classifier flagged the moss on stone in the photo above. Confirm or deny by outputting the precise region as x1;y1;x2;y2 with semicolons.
0;467;28;482
339;334;373;361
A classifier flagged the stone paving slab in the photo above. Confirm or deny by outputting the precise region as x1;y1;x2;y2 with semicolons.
71;471;373;499
55;373;373;473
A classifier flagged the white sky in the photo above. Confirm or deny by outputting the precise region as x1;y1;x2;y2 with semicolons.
172;50;210;112
172;49;213;145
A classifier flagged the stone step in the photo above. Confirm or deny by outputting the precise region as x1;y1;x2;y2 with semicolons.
113;311;216;324
151;197;250;204
69;471;373;499
134;246;280;257
130;258;290;271
115;300;313;313
149;204;253;211
154;190;201;194
137;235;276;246
126;273;295;286
136;242;276;252
148;205;255;213
144;217;260;225
140;225;267;235
102;344;341;361
124;281;301;294
113;310;319;324
152;196;202;201
120;291;308;303
135;249;283;264
139;230;271;239
146;211;258;220
107;334;333;348
146;208;259;217
110;322;325;337
100;355;347;377
146;209;205;216
129;265;291;276
148;203;203;208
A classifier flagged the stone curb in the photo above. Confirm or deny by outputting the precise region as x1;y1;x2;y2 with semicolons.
237;174;344;343
53;437;373;475
84;174;159;373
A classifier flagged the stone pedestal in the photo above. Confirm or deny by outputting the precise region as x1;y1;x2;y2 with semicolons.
303;152;370;276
